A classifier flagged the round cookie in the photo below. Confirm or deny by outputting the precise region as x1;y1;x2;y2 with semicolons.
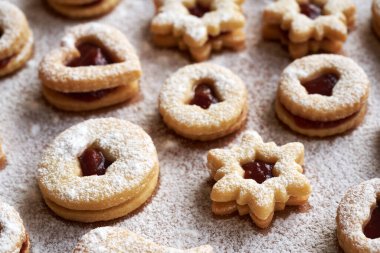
47;0;120;19
38;118;159;222
39;23;141;112
275;54;369;137
159;63;248;141
336;179;380;253
0;201;30;253
73;227;214;252
0;2;34;77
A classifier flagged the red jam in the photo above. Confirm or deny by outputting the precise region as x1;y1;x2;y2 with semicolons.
282;104;360;129
67;43;112;67
66;87;117;102
302;73;339;96
364;200;380;239
299;3;322;19
242;160;275;184
79;148;111;176
190;83;219;109
79;0;102;7
188;3;210;17
0;56;12;69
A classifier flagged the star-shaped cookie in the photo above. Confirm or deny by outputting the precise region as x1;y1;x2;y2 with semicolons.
207;131;312;228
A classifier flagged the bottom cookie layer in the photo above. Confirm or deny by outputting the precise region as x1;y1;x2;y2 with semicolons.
47;0;120;18
275;99;367;137
212;195;309;229
165;104;248;141
42;81;139;111
43;166;159;222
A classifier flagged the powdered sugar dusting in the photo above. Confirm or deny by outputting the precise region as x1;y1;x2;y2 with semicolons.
38;118;158;209
0;201;26;253
1;0;380;252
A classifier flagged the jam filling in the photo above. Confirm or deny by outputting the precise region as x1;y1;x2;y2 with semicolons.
65;87;117;102
301;73;339;96
190;83;219;109
0;56;12;69
299;2;322;19
282;103;360;129
242;160;275;184
364;200;380;239
67;42;113;67
79;147;112;176
188;3;211;17
78;0;103;7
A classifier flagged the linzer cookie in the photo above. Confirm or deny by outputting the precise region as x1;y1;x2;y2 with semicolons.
262;0;356;58
151;0;246;61
159;63;248;141
336;179;380;253
0;2;34;77
47;0;120;19
0;201;30;253
39;23;141;112
275;54;369;137
73;227;214;252
37;118;159;223
207;131;311;228
373;0;380;38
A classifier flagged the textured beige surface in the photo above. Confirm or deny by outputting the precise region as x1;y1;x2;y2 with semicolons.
0;0;379;252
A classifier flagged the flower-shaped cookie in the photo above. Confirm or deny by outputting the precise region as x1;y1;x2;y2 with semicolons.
337;179;380;253
73;227;214;252
39;23;141;111
264;0;355;43
263;0;356;58
0;141;5;169
207;131;311;228
151;0;246;61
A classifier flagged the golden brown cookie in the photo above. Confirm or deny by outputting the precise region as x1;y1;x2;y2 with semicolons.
47;0;120;19
0;201;30;253
336;179;380;253
207;131;312;228
39;23;141;112
262;0;356;58
37;118;159;222
275;54;369;137
73;227;214;252
0;2;34;77
151;0;246;61
159;63;248;141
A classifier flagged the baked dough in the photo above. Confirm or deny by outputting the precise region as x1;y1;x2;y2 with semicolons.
207;131;311;228
38;118;159;222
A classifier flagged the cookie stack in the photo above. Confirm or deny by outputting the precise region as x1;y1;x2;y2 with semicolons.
38;119;160;223
0;2;33;77
39;23;141;112
151;0;246;62
262;0;356;58
46;0;120;19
